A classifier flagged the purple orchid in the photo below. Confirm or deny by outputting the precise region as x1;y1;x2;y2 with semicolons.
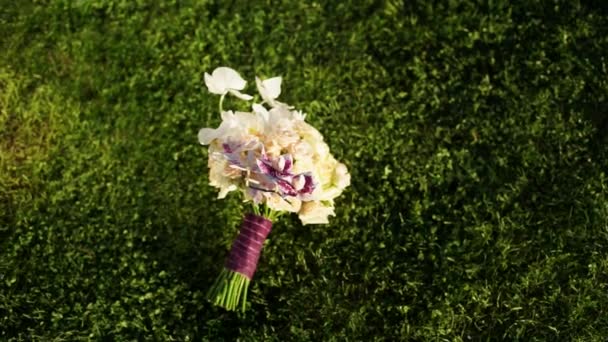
255;153;315;198
216;142;315;200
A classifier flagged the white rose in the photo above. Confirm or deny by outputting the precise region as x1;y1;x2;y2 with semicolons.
265;193;302;213
334;162;351;190
298;200;335;225
295;120;324;144
208;158;238;199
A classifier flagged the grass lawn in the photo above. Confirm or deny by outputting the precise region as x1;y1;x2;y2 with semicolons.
1;1;608;340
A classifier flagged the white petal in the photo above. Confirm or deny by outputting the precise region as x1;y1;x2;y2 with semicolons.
255;77;264;93
292;110;307;121
218;184;238;199
335;163;351;189
228;89;253;100
278;156;286;171
252;103;270;122
212;67;247;91
293;175;305;191
336;163;349;176
298;201;335;225
262;76;282;99
204;72;226;95
198;127;217;145
220;110;235;122
256;76;282;104
265;193;301;212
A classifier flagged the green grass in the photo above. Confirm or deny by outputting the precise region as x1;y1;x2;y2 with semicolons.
1;0;608;340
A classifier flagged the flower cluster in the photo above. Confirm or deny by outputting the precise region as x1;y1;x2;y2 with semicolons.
199;67;350;224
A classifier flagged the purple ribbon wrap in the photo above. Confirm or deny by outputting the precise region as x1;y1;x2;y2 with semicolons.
224;214;273;280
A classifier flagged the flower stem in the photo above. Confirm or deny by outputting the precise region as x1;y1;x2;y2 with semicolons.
252;203;261;216
207;267;252;311
262;204;282;221
219;93;226;113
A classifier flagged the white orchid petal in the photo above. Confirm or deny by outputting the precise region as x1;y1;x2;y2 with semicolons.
228;89;253;101
204;72;226;95
255;77;270;103
220;110;235;122
198;127;217;145
255;77;264;92
213;67;247;91
256;76;282;105
218;184;237;199
252;103;269;122
262;76;282;99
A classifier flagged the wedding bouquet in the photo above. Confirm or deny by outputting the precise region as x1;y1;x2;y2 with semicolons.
199;67;350;311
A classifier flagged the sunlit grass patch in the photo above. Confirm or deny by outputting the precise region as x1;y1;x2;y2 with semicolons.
0;69;80;226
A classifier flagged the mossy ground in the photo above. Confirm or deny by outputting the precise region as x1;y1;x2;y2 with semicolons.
1;1;608;340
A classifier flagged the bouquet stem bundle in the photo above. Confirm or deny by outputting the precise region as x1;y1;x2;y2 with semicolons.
207;214;272;311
